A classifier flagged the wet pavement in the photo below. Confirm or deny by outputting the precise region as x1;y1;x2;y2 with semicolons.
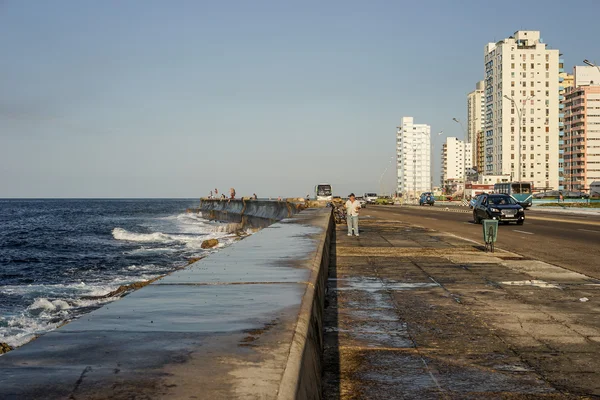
323;211;600;399
0;209;330;400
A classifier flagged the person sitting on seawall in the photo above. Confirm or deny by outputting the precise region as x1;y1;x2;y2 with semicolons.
253;193;258;200
230;188;236;199
345;193;361;237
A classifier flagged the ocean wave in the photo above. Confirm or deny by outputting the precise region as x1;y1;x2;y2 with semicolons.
28;298;71;312
1;314;63;348
112;228;175;243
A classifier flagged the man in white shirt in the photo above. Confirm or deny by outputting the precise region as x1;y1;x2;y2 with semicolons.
345;193;361;237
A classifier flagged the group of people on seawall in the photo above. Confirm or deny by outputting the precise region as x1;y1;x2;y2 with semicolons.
207;188;237;200
206;188;289;202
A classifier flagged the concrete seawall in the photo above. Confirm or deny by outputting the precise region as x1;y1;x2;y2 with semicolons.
197;198;304;220
0;202;333;399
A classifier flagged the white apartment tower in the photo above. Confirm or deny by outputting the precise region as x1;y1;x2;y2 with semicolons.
441;137;472;185
484;30;560;190
467;81;485;172
396;117;431;197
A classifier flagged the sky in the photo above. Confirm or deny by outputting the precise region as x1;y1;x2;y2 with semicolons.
1;0;599;198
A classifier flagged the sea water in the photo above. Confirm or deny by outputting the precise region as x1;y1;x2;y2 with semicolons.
0;199;239;349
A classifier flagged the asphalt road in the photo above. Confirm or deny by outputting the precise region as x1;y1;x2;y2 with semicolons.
364;205;600;280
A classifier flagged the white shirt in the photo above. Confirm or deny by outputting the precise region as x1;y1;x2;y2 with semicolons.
345;199;361;216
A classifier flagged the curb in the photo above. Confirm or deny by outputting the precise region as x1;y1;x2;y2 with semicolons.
277;209;333;400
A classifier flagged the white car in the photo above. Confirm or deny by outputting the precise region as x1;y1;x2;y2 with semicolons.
356;197;367;208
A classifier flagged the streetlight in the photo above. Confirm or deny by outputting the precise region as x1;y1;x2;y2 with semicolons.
379;155;395;197
583;59;600;73
452;118;467;141
504;94;535;182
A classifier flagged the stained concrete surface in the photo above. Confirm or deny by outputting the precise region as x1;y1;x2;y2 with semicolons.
0;208;330;400
323;211;600;399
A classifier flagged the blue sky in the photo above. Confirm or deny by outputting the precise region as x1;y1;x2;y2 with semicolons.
1;0;599;198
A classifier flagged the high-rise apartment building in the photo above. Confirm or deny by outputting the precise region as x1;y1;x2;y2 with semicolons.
396;117;431;197
558;72;574;190
484;30;560;190
467;81;485;172
441;137;472;192
563;81;600;191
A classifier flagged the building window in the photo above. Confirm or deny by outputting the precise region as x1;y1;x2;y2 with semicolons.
511;63;515;69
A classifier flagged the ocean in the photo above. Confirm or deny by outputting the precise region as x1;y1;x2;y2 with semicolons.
0;199;240;349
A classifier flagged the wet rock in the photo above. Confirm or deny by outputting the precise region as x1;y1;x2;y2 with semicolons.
201;239;219;249
82;279;159;300
0;342;12;354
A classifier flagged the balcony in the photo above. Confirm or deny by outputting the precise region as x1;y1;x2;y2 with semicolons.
559;113;564;119
559;86;564;91
559;77;564;83
559;95;565;101
559;140;564;145
559;104;564;109
559;68;564;73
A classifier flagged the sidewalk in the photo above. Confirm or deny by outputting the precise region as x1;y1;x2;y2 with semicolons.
322;214;600;399
529;206;600;216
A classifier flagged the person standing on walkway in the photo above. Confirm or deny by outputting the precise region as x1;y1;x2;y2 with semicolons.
345;193;361;237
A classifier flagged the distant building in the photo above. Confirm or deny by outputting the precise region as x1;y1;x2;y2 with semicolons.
441;137;471;193
484;30;560;190
467;81;485;172
558;72;574;190
563;82;600;191
396;117;431;198
574;65;600;87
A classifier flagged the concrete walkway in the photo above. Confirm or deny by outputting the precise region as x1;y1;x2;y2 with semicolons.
323;211;600;399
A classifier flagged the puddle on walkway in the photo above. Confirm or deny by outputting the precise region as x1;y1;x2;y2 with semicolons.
500;280;561;289
329;277;439;292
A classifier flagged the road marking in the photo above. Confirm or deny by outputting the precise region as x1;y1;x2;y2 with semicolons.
424;217;438;220
513;230;534;235
526;215;600;226
578;228;600;233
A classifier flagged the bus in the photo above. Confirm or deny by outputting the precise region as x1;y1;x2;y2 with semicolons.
493;182;533;208
315;184;333;201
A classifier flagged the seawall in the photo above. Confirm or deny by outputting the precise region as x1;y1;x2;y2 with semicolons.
0;201;333;399
189;198;306;231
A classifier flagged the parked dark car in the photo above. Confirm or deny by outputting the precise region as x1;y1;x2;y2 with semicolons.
473;194;525;225
419;192;435;206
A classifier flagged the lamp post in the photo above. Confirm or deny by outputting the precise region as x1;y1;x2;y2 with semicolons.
583;59;600;73
504;94;535;182
452;117;467;141
452;117;472;186
379;155;395;197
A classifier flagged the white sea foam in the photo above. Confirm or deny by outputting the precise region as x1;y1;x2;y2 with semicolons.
28;298;71;312
112;228;175;243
